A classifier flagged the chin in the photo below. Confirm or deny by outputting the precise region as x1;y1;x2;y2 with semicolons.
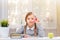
29;24;34;26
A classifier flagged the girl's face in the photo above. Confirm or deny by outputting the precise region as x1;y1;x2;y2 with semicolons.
26;15;35;27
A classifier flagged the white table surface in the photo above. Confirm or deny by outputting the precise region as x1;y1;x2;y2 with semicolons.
0;37;60;40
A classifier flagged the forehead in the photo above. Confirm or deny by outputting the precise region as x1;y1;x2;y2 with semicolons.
27;15;35;18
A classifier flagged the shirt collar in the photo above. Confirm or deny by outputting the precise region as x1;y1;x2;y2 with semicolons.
27;25;34;30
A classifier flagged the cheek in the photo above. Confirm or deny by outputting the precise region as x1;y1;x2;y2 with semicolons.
32;20;35;22
31;19;35;23
26;20;29;23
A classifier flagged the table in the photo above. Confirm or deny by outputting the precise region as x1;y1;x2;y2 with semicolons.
0;37;60;40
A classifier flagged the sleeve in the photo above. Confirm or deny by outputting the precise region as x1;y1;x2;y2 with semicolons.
36;23;45;37
16;25;24;34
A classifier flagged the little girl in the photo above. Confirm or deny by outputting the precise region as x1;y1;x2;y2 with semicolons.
16;12;45;38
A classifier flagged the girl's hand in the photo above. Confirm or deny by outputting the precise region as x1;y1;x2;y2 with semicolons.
34;17;40;23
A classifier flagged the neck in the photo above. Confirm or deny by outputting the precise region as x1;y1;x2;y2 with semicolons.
28;25;34;28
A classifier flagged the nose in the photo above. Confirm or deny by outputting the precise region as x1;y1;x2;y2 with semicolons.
30;19;32;22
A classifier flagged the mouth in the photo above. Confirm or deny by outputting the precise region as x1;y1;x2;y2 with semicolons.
29;21;35;23
29;22;33;23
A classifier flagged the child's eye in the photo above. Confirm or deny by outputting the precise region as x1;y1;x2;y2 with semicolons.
28;18;30;20
32;18;34;20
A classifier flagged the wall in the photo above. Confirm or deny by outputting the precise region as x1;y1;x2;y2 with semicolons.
57;0;60;36
8;0;57;29
0;0;8;20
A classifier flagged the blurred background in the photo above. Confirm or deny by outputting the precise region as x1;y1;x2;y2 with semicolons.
0;0;60;37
